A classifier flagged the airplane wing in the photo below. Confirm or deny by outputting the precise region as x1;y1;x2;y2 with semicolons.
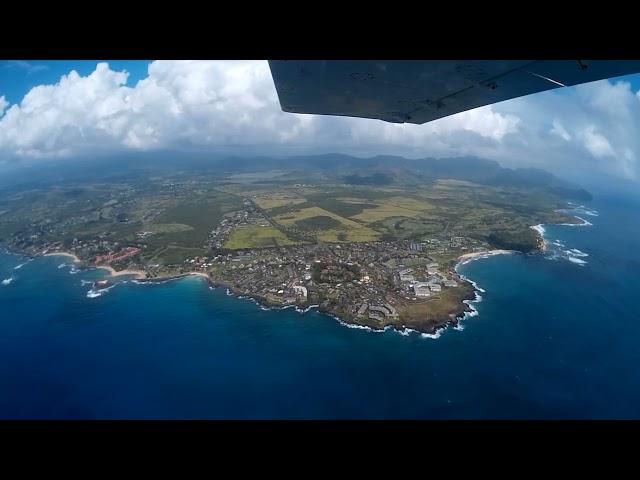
268;60;640;124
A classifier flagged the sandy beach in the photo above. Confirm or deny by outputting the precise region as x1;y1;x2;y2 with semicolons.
96;265;147;280
44;252;81;262
457;249;513;263
188;272;210;279
44;252;147;279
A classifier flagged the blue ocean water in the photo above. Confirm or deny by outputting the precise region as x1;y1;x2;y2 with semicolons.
1;195;639;419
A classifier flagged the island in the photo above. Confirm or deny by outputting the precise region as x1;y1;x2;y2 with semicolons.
0;154;588;334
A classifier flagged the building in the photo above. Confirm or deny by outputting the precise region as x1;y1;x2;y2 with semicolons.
368;304;400;319
413;282;431;297
409;242;423;252
293;285;308;298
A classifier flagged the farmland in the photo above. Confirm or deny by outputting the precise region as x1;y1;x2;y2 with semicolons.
272;206;380;243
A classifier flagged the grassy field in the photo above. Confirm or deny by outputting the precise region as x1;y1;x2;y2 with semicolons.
397;281;476;325
351;197;432;223
146;246;209;265
224;225;299;249
254;194;306;210
273;206;380;243
295;215;342;231
144;223;194;234
152;195;242;247
0;165;579;264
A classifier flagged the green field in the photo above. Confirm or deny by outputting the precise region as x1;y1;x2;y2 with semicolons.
351;197;432;223
0;160;580;264
224;225;299;249
294;215;342;231
254;194;307;210
273;206;380;243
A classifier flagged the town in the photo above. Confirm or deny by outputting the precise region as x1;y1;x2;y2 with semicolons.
14;195;486;333
0;160;582;333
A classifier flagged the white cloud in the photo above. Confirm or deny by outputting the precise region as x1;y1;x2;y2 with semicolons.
1;60;640;181
550;119;571;141
582;126;614;158
0;96;8;118
0;61;522;159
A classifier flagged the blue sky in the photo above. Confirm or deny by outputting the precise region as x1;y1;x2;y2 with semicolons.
1;60;151;103
1;60;640;183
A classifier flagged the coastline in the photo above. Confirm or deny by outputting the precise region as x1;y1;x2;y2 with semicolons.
453;208;595;334
456;249;513;264
96;265;147;280
44;252;147;279
44;252;81;262
43;251;147;279
18;207;592;338
42;251;212;283
452;250;515;333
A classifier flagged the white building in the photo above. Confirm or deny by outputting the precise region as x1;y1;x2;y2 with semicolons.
293;285;308;298
413;282;431;297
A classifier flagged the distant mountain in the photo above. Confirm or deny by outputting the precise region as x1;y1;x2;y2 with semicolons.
0;152;592;201
253;153;592;201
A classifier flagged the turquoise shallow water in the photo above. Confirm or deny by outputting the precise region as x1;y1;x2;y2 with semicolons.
1;195;639;419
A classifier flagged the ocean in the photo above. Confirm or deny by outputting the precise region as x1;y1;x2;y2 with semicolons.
1;194;639;419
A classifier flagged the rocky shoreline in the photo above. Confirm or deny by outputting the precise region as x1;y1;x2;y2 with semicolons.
0;245;488;337
1;218;572;337
207;266;478;336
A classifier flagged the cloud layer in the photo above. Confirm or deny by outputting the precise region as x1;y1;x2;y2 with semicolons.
1;60;640;180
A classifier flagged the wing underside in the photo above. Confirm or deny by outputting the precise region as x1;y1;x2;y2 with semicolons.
268;60;640;124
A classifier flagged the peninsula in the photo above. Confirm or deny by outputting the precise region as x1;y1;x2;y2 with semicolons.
0;154;587;334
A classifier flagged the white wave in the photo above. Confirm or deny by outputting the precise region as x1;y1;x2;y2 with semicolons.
420;330;442;339
58;263;68;269
568;248;588;257
451;272;484;331
333;316;385;333
295;304;319;314
560;216;592;227
69;266;81;274
132;278;175;286
393;325;446;338
455;272;485;295
86;284;116;298
567;257;587;265
531;224;546;236
80;280;93;286
2;277;14;286
13;262;29;270
581;209;599;217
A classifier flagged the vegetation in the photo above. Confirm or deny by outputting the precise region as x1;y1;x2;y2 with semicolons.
487;229;540;252
224;225;299;249
273;206;380;243
294;215;342;231
0;154;586;268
